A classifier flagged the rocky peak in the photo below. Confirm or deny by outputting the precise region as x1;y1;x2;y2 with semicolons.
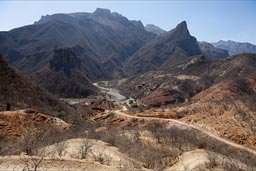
93;8;112;16
131;20;144;29
176;21;188;30
158;20;200;56
165;21;190;41
35;13;75;25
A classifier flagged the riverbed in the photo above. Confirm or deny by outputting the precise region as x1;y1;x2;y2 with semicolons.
93;82;131;104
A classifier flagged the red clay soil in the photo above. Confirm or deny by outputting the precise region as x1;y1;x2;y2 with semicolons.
141;89;184;107
0;109;69;138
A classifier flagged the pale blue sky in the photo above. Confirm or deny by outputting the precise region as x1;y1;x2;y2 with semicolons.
0;1;256;44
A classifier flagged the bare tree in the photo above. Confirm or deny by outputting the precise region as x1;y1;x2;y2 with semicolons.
78;139;93;159
91;147;111;165
119;158;135;171
19;126;45;155
133;129;140;143
20;148;46;171
149;121;164;143
19;126;48;171
54;141;67;158
207;151;217;170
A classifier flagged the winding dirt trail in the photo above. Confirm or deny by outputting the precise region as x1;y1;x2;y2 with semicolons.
114;106;256;157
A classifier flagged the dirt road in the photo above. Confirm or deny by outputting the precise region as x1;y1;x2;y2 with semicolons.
114;106;256;159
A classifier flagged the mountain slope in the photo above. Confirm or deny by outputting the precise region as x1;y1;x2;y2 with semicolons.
198;41;229;58
115;53;256;150
212;40;256;56
125;21;201;75
0;53;71;115
0;8;156;81
116;53;256;104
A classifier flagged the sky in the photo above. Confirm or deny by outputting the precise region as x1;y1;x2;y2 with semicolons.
0;1;256;44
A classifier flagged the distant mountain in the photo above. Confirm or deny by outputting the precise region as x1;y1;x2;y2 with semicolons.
0;53;71;115
212;40;256;56
125;21;201;75
198;41;229;59
31;48;98;98
145;24;166;35
0;8;155;82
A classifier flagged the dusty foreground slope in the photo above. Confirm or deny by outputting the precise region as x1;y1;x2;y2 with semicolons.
0;146;253;171
0;156;117;171
165;149;250;171
40;138;141;168
89;107;256;168
1;107;256;170
0;138;139;171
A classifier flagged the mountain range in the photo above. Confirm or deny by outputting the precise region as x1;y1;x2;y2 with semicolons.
0;8;156;97
198;41;229;59
212;40;256;56
0;8;155;80
0;8;256;98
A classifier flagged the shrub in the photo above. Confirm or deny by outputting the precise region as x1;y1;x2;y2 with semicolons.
130;103;138;108
138;104;150;112
128;99;134;104
57;110;67;119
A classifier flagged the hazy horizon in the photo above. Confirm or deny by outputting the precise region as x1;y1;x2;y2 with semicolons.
0;1;256;44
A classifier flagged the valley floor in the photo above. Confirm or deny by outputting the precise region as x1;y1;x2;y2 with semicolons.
1;97;256;171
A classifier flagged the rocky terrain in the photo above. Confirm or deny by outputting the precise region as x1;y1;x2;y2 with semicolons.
1;7;256;171
0;109;70;139
113;54;256;153
116;53;256;103
1;102;255;171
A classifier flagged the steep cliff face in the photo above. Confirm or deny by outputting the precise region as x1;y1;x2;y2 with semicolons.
31;48;98;98
125;21;201;75
49;48;82;76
